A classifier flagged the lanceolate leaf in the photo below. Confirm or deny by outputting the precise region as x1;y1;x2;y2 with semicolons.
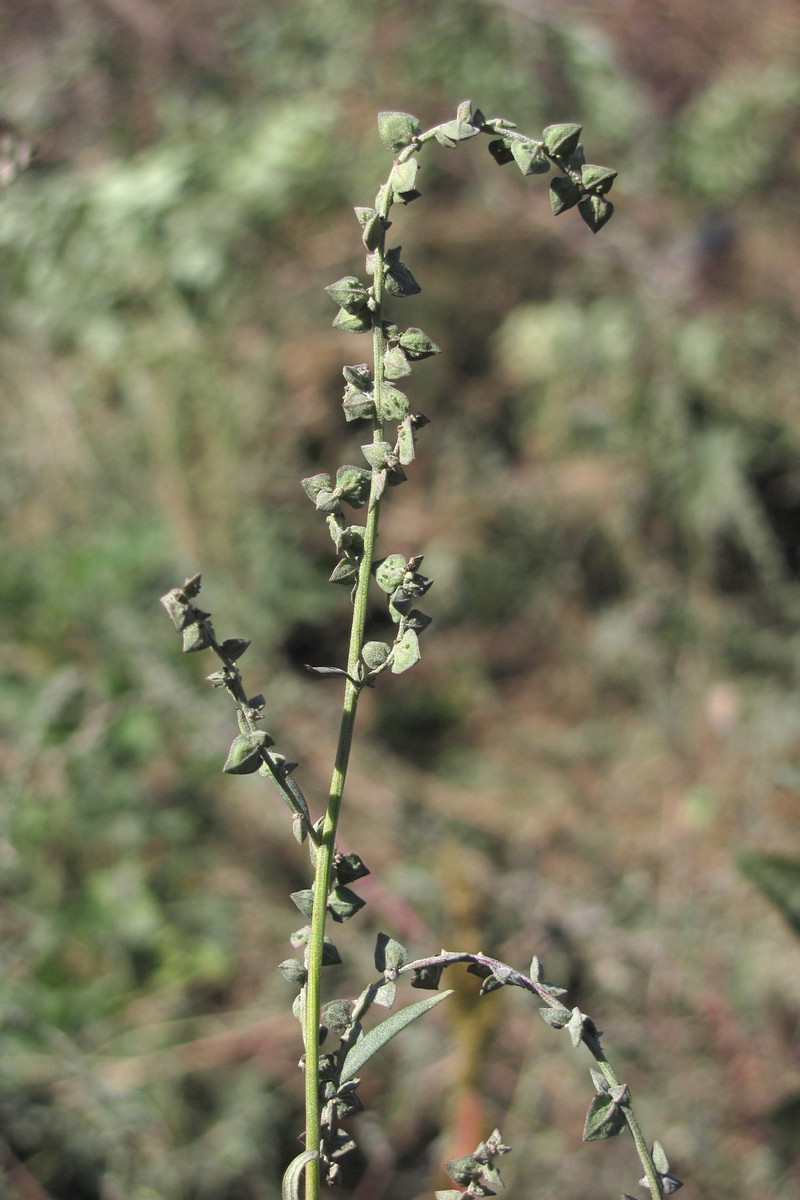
339;990;453;1082
282;1150;318;1200
738;849;800;936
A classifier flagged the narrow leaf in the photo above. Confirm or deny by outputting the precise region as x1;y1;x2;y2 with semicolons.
738;849;800;936
282;1150;317;1200
340;990;453;1082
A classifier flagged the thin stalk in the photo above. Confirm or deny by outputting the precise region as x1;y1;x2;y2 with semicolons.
303;217;390;1200
586;1042;663;1197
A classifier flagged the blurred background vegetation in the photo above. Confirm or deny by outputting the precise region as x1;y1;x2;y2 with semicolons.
1;1;799;1197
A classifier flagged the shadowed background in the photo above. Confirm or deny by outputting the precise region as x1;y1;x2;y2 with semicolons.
1;2;799;1198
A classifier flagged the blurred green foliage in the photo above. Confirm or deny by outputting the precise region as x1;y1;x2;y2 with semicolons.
2;2;800;1198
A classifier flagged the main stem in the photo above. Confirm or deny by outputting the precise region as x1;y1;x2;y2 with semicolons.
303;224;390;1200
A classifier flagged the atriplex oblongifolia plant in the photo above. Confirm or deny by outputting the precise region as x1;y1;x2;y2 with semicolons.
162;102;681;1200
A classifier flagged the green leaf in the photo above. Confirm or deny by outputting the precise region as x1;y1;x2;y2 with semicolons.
282;1150;317;1200
290;889;315;919
590;1068;609;1093
377;111;421;153
182;622;212;653
581;163;618;193
361;441;393;469
404;609;432;632
301;472;332;503
385;258;421;298
325;276;370;313
313;489;342;514
321;937;342;966
375;554;407;593
222;731;270;775
444;1154;479;1186
333;852;370;885
411;963;445;990
488;138;514;166
511;139;550;175
539;1004;571;1028
329;558;357;585
390;157;419;199
578;194;614;233
342;390;376;422
342;363;373;389
160;587;193;630
335;464;372;508
379;384;411;420
372;980;396;1008
583;1092;626;1141
278;959;307;986
436;118;481;144
542;122;583;157
333;307;373;334
320;999;352;1035
652;1141;670;1174
382;345;412;379
362;640;391;670
371;469;387;504
738;849;800;936
220;637;250;661
399;327;441;359
355;206;387;248
327;885;366;923
396;417;416;465
391;627;421;673
181;573;202;598
374;931;408;972
339;989;453;1082
550;175;581;215
363;210;388;249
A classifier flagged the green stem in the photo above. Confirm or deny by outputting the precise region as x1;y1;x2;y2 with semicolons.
589;1048;663;1197
302;208;390;1200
